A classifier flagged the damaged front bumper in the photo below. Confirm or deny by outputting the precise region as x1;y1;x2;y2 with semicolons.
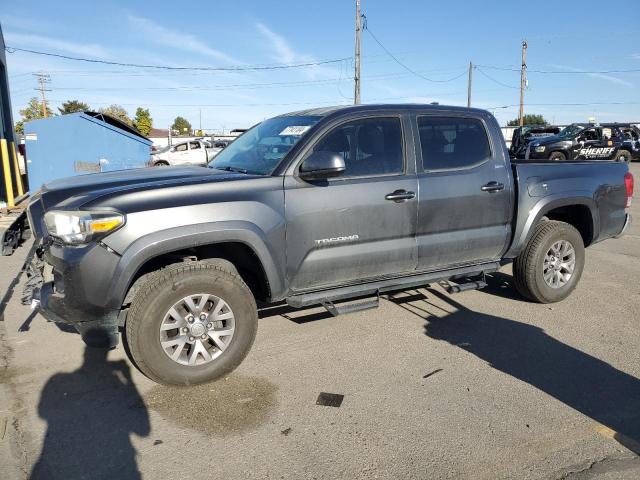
23;240;121;348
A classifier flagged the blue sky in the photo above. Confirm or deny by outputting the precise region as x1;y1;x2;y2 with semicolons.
2;0;640;131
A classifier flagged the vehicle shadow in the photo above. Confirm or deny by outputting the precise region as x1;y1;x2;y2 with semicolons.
390;286;640;455
480;271;526;301
30;331;150;479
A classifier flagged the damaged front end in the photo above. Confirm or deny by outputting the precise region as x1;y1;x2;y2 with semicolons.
21;237;121;349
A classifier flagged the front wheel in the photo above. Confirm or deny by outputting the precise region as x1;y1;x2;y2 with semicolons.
125;260;258;385
548;151;566;162
513;220;585;303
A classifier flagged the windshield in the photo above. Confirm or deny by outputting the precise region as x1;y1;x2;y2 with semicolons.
557;125;584;139
209;115;321;175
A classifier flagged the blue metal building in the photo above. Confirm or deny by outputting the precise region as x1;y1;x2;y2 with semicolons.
24;112;152;191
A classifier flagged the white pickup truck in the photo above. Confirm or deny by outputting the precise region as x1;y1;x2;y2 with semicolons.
150;139;221;167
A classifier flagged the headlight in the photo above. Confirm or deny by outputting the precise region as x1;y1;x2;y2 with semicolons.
44;210;124;245
534;145;546;153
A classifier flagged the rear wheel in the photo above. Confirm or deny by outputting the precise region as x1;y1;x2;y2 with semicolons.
513;220;585;303
548;151;566;161
153;161;169;167
615;150;631;163
125;260;258;385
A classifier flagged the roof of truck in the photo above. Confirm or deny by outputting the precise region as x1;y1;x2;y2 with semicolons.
279;103;489;118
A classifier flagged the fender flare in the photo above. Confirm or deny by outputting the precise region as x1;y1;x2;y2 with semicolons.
504;192;599;258
105;220;285;308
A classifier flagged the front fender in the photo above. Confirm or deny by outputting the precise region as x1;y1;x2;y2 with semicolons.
105;220;286;309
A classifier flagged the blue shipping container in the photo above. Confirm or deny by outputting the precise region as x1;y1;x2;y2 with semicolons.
24;112;152;191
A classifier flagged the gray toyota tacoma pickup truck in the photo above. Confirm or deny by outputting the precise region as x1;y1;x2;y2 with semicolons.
25;104;634;385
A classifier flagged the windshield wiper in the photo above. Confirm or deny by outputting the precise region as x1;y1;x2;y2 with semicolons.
216;166;249;174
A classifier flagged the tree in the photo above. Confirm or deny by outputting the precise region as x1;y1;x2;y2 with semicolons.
15;97;53;134
171;116;192;135
507;114;549;126
133;107;153;136
58;100;90;115
99;104;132;125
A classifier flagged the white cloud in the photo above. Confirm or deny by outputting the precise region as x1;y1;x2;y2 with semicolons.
255;22;339;80
3;31;108;57
548;63;632;87
256;22;297;64
127;15;241;65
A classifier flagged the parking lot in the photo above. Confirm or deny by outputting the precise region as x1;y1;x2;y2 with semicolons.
0;163;638;479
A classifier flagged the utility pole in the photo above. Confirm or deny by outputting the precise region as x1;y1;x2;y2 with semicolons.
199;108;202;133
518;40;528;127
354;0;361;105
467;61;473;108
33;72;51;118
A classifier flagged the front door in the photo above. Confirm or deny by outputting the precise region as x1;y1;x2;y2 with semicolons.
284;116;418;292
415;114;512;271
170;142;190;165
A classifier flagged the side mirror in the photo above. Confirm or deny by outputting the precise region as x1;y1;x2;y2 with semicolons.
299;151;345;180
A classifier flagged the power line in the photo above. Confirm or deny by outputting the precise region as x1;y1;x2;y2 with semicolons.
4;46;351;71
487;101;640;110
477;64;640;74
362;18;467;83
475;67;520;89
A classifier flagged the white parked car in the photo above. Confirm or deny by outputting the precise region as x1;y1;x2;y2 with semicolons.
150;140;221;167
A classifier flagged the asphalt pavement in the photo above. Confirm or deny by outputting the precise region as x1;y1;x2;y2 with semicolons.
1;163;639;479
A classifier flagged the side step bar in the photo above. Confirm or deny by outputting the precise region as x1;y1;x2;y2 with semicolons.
321;294;379;317
286;261;499;309
445;278;487;294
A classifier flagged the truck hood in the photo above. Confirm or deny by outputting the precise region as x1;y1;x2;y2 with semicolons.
37;166;255;211
529;135;566;147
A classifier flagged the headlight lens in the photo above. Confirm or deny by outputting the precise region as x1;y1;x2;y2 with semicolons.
44;210;124;245
534;145;546;153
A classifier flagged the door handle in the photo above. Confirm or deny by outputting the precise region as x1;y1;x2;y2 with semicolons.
385;189;416;202
481;181;505;192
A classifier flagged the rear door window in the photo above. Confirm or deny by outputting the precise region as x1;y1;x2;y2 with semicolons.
418;117;491;170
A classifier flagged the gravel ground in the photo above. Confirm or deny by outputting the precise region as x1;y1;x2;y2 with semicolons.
0;163;638;480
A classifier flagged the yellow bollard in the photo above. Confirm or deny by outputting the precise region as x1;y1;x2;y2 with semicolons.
1;138;15;208
10;142;24;197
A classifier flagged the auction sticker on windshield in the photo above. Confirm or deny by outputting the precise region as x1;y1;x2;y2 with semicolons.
279;126;312;136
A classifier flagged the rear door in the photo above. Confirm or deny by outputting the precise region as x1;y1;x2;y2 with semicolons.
284;114;418;291
572;127;616;160
415;114;512;271
188;141;204;164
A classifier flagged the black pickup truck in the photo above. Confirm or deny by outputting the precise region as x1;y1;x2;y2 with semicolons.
521;123;634;162
509;125;561;158
24;104;633;385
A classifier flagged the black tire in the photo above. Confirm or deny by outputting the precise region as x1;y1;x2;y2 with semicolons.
548;151;566;162
153;161;169;167
615;150;631;163
125;260;258;385
513;220;585;303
